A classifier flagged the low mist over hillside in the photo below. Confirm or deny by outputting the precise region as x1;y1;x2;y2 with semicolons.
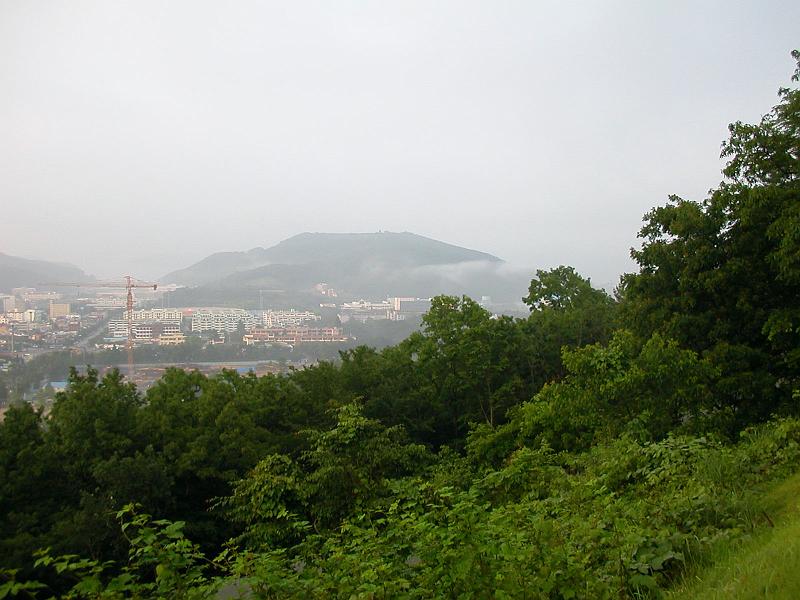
0;253;92;292
163;232;528;301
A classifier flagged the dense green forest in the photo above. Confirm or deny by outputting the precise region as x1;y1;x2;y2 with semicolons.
1;52;799;598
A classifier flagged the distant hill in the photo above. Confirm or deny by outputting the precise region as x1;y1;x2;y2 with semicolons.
0;252;93;293
163;232;527;301
163;232;501;286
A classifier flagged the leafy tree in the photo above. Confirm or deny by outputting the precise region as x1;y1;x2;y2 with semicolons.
521;266;617;390
216;454;308;548
338;296;533;447
42;369;145;562
339;343;433;440
301;403;430;529
524;265;610;314
47;368;143;482
473;331;719;457
620;51;800;424
138;367;329;553
0;370;149;573
220;403;430;542
0;403;55;570
721;50;800;187
410;296;530;443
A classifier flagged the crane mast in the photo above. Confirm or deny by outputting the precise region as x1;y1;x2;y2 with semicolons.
41;276;158;377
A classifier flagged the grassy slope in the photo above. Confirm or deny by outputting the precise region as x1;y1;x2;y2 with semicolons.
668;470;800;599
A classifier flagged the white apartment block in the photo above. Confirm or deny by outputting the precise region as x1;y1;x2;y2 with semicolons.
337;300;394;323
108;321;181;340
340;300;394;312
124;308;183;325
191;308;257;333
87;295;129;309
261;309;321;328
23;291;61;302
11;288;35;297
337;298;431;323
389;297;432;314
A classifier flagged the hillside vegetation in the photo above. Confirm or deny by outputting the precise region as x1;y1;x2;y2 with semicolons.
0;52;799;599
668;471;800;599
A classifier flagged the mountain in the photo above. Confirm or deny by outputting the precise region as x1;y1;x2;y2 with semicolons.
163;232;500;285
163;232;526;301
0;253;93;293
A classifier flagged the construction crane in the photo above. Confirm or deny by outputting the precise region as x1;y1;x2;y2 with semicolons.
42;276;158;377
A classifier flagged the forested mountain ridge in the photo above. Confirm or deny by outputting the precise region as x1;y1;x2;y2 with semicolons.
160;231;526;300
0;252;92;292
1;51;799;599
162;231;501;286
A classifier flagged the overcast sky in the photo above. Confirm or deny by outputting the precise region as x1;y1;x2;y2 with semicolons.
1;1;798;286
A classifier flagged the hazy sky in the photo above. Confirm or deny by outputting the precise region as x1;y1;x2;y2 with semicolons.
1;1;798;286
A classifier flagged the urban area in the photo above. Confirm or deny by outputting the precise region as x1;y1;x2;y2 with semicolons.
0;283;432;396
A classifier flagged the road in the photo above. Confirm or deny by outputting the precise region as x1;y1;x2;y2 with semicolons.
75;315;112;350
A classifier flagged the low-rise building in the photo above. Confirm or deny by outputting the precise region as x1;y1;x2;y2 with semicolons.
158;332;186;345
243;326;347;345
313;282;338;297
5;310;26;323
52;315;81;332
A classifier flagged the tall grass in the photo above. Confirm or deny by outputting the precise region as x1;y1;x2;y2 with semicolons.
668;471;800;599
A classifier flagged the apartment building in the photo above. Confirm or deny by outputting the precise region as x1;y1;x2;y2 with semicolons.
124;308;183;326
49;302;72;319
389;297;432;315
87;295;128;309
261;309;321;328
0;295;15;312
190;308;257;333
338;300;394;323
23;291;61;303
108;321;181;341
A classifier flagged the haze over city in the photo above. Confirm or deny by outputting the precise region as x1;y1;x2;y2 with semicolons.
2;1;799;287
